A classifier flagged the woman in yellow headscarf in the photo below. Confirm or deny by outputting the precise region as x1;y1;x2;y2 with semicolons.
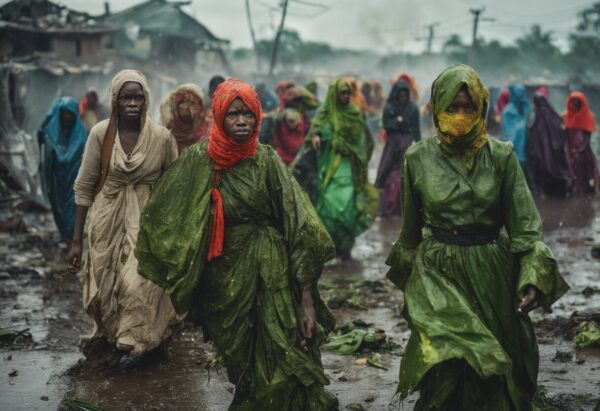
385;64;568;409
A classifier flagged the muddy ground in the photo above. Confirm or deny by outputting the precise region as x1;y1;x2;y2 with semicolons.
1;189;600;410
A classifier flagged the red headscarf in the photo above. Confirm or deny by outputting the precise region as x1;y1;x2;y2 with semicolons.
564;91;596;133
206;78;262;260
496;89;510;114
536;86;549;97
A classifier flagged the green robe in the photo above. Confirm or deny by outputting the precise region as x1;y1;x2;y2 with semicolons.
135;141;338;411
386;137;568;410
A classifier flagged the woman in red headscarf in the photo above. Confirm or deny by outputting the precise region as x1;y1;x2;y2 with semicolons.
135;79;339;410
563;91;600;195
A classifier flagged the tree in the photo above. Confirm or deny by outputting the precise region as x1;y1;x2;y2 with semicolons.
568;2;600;74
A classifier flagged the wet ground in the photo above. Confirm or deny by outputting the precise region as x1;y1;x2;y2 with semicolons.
1;193;600;410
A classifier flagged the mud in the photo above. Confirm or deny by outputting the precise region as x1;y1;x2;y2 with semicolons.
1;193;600;410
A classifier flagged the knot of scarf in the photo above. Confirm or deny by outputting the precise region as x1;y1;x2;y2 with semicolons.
206;78;262;261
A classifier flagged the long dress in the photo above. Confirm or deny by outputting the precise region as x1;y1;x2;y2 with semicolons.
386;137;568;410
135;143;338;411
375;80;421;216
500;84;531;167
565;128;600;195
525;94;573;197
41;97;87;240
74;71;180;355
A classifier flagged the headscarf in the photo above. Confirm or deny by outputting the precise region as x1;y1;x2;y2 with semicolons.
283;86;319;111
79;89;108;132
42;96;87;238
79;90;98;118
274;108;306;165
160;83;209;153
346;77;369;113
431;64;489;171
564;91;596;133
495;89;510;115
206;78;262;260
395;73;420;102
383;80;420;138
500;84;531;166
305;80;318;96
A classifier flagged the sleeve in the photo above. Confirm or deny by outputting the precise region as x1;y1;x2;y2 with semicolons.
162;131;178;171
73;125;103;207
267;148;335;286
502;149;569;311
385;157;424;290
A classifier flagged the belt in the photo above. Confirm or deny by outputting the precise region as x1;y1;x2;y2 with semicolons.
429;226;499;246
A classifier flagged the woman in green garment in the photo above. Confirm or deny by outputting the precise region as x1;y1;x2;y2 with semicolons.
385;64;569;410
135;78;338;411
304;77;376;261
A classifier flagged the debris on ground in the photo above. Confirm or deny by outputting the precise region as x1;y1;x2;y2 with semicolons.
326;329;387;354
63;398;106;411
0;327;32;347
574;321;600;348
336;318;372;334
551;350;573;363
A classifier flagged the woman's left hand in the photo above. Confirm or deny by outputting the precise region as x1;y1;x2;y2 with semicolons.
300;288;316;352
518;285;540;316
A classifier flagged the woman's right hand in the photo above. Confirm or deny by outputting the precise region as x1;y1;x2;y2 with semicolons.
66;241;83;272
311;136;321;151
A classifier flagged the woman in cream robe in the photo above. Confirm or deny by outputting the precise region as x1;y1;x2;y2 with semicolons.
71;69;180;365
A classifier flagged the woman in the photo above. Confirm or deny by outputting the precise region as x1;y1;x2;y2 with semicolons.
67;69;180;366
39;96;87;245
500;84;531;168
79;89;108;132
135;78;338;411
375;80;421;216
526;91;573;197
302;78;376;261
261;108;308;166
160;83;210;154
386;64;568;410
563;91;600;196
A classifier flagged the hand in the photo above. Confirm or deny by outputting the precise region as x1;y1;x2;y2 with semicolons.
396;115;404;123
66;241;83;272
517;285;540;316
300;288;316;352
311;136;321;151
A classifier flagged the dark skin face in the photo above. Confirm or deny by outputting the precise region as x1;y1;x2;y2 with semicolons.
87;92;98;108
176;96;203;125
117;82;145;125
446;88;477;114
571;97;582;112
397;89;409;105
60;109;75;136
338;88;351;106
223;98;257;143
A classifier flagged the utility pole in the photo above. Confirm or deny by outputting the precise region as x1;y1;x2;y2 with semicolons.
426;22;439;54
269;0;290;77
245;0;261;71
469;7;494;66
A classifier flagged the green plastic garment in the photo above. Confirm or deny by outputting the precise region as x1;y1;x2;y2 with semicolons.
574;321;600;348
385;65;569;411
307;78;377;252
135;142;338;411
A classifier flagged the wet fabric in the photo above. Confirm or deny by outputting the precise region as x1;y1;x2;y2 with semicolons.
206;78;262;260
160;83;210;154
396;73;420;102
41;97;87;240
385;64;568;410
565;128;600;196
305;77;376;253
73;69;180;354
501;84;531;167
268;109;309;165
375;80;421;215
564;91;596;133
135;140;338;411
525;94;573;197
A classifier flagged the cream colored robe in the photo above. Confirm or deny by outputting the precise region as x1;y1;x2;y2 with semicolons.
74;70;180;353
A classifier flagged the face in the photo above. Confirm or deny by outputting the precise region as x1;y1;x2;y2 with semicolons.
571;98;582;112
446;89;477;114
60;109;75;134
397;89;409;105
117;82;145;122
87;92;98;108
223;98;257;143
284;114;300;130
176;96;203;124
338;88;351;106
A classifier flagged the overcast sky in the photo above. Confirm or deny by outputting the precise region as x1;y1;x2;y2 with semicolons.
3;0;596;53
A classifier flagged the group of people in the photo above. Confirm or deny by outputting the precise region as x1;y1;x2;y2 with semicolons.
497;85;600;197
33;64;573;410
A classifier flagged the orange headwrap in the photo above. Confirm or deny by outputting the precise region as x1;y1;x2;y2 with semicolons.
563;91;596;133
206;78;262;260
